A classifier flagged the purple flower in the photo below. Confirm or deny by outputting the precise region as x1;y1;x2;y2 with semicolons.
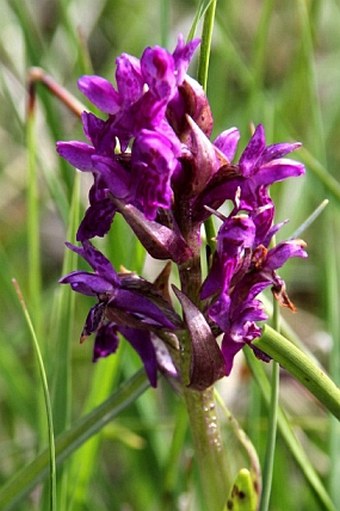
57;36;308;384
60;241;181;386
130;129;180;219
57;36;200;237
193;124;305;222
201;213;307;375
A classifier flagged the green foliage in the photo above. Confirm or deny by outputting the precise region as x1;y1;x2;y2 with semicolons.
0;0;340;509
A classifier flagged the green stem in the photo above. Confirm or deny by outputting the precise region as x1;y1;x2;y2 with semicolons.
253;324;340;421
26;90;42;338
183;386;229;510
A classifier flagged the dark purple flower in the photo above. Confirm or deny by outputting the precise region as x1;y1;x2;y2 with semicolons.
57;36;308;384
201;211;307;374
193;124;305;222
130;129;180;220
57;36;201;237
60;240;182;386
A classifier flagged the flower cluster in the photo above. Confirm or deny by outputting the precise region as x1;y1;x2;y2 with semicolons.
57;36;307;388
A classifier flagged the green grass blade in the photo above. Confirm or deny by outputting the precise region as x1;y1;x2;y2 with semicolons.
43;172;80;510
12;279;57;511
244;348;336;511
187;0;214;41
26;92;42;340
260;252;281;511
68;349;123;510
325;210;340;507
160;0;170;48
197;0;216;91
259;361;279;511
0;370;149;511
251;0;275;91
299;148;340;203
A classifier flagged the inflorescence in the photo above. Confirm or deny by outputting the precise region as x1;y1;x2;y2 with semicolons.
57;35;307;388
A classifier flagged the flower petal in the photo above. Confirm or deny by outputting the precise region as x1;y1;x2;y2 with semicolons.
266;240;308;270
76;198;116;241
214;127;240;162
56;141;95;171
259;142;301;165
141;46;176;100
130;129;177;218
254;158;305;187
93;323;119;361
120;327;158;387
78;75;121;114
110;289;177;329
81;303;105;339
65;241;119;284
92;156;131;200
239;124;266;177
172;35;200;84
59;271;113;296
115;53;143;106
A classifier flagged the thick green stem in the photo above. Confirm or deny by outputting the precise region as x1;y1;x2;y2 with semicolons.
253;325;340;421
183;386;229;510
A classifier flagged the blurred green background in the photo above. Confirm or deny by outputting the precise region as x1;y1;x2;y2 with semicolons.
0;0;339;510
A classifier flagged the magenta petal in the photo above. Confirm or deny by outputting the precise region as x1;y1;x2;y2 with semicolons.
200;254;225;300
266;240;308;270
131;129;177;218
78;75;121;114
259;142;302;165
115;53;143;105
91;156;131;200
255;159;305;187
82;112;106;144
214;127;240;162
172;35;200;84
141;46;176;100
221;334;245;376
239;124;266;176
56;141;95;171
111;289;177;329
